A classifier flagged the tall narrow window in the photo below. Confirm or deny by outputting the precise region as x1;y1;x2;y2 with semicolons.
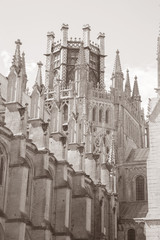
105;110;109;124
136;175;145;201
0;156;4;185
92;107;96;122
128;229;135;240
99;109;102;123
0;146;5;186
63;104;68;123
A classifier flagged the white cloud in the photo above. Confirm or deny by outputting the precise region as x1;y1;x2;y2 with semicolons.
125;65;157;114
0;50;11;75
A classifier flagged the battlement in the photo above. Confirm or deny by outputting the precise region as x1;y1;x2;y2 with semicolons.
89;87;113;102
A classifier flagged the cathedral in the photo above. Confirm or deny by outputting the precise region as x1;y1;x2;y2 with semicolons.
0;23;157;240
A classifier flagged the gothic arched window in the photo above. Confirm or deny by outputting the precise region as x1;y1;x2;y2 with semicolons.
25;158;33;218
63;104;68;123
99;109;102;123
136;175;145;201
92;107;97;122
0;145;6;185
128;229;135;240
105;110;109;124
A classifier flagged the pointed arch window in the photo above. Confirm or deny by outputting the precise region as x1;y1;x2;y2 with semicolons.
92;106;97;122
25;158;33;218
63;104;68;123
105;110;109;124
136;175;145;201
128;229;135;240
0;145;6;186
99;109;103;123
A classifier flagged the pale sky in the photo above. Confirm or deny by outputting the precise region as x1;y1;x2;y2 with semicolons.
0;0;160;113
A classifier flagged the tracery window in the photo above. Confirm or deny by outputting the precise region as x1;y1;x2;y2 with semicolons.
105;110;109;124
99;109;102;123
92;107;97;122
63;104;68;123
136;175;145;201
128;229;135;240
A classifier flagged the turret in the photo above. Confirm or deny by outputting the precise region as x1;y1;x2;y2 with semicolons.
82;24;91;48
45;31;55;88
97;32;105;89
61;23;69;47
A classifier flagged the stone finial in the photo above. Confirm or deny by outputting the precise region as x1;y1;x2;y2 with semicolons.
61;23;69;30
47;31;55;38
82;24;91;31
97;32;105;39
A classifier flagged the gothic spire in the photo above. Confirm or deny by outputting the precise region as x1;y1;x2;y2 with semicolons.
112;50;124;94
21;52;27;91
22;52;27;76
132;76;141;103
35;61;43;87
125;69;131;97
114;50;122;73
12;39;22;73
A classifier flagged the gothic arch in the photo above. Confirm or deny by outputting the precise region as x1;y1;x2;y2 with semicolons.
92;106;97;122
136;175;145;201
105;108;109;124
128;228;135;240
99;108;103;123
131;174;146;201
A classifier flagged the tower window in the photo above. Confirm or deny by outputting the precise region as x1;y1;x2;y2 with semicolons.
99;109;102;123
0;156;4;185
136;175;145;201
92;107;97;122
128;229;135;240
105;110;109;124
63;104;68;123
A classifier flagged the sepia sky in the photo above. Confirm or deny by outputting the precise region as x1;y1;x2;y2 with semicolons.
0;0;160;113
